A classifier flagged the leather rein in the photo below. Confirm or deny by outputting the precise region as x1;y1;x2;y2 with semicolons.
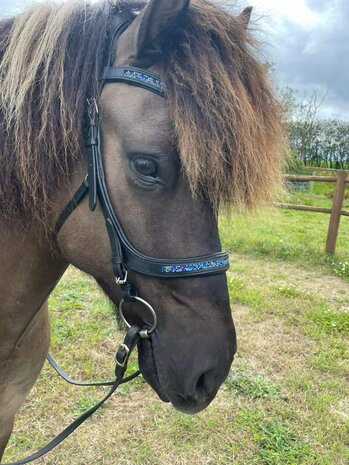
2;12;229;465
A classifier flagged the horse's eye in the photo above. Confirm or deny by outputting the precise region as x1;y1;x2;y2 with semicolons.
132;158;158;178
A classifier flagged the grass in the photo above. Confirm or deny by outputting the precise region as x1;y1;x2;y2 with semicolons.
237;408;311;465
3;185;349;465
224;366;282;400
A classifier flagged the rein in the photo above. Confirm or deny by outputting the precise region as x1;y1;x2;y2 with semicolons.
1;11;230;465
2;326;142;465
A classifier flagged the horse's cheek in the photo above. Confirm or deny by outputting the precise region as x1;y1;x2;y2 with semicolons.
56;209;112;279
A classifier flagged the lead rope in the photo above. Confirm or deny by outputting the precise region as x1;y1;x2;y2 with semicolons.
1;325;141;465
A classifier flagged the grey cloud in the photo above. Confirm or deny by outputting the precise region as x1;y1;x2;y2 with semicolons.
274;0;349;120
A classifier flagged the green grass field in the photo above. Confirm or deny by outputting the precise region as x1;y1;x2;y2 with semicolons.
3;185;349;465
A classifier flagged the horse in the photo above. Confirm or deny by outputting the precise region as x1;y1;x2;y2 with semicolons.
0;0;283;460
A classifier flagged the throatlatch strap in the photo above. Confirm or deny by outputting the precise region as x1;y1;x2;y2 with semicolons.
55;179;89;234
1;326;141;465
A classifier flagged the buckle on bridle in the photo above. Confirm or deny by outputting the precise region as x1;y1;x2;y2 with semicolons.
87;97;99;118
115;343;130;368
115;270;128;285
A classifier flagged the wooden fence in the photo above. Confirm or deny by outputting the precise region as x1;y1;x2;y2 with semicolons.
276;171;349;255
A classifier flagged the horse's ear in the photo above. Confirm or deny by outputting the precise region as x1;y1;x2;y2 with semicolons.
116;0;190;65
239;6;253;30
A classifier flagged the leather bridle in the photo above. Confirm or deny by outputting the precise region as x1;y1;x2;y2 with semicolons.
1;12;230;465
55;12;229;332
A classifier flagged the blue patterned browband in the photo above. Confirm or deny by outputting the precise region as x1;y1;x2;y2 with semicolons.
123;69;163;92
102;66;165;97
161;258;230;274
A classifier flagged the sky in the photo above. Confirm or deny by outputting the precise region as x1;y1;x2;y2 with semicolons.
243;0;349;121
1;0;348;120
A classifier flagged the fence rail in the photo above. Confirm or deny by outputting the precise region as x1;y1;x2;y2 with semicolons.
277;171;349;255
285;174;349;183
276;203;349;217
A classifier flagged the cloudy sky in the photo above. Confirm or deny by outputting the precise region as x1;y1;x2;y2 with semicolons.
1;0;348;120
244;0;349;121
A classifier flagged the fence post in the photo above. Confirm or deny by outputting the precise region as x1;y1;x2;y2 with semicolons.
326;171;347;255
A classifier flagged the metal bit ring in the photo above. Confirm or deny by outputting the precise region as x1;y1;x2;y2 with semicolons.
119;296;157;338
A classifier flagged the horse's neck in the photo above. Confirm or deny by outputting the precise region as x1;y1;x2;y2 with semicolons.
0;19;67;351
0;222;67;352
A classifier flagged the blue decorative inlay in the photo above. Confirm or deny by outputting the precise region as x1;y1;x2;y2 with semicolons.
123;70;163;92
161;258;229;274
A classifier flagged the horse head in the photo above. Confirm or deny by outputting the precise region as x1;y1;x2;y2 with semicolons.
56;0;237;414
0;0;283;415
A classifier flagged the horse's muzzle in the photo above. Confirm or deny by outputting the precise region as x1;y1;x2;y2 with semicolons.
138;327;236;413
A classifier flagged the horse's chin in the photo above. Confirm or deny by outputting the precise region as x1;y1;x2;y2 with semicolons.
138;338;216;414
137;338;170;403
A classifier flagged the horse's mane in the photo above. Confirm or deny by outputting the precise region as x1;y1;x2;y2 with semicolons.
0;0;284;223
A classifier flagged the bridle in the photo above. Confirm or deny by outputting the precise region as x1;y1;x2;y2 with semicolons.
55;11;229;335
2;11;230;465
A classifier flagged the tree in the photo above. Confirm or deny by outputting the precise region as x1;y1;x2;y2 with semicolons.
280;87;349;169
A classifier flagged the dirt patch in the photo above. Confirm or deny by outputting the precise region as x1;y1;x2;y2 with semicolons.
232;304;316;382
231;253;349;311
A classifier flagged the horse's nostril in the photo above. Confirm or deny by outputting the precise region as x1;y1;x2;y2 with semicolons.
195;372;207;394
194;370;215;398
167;367;228;413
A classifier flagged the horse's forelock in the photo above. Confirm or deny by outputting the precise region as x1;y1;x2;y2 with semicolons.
164;0;285;209
0;0;284;224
